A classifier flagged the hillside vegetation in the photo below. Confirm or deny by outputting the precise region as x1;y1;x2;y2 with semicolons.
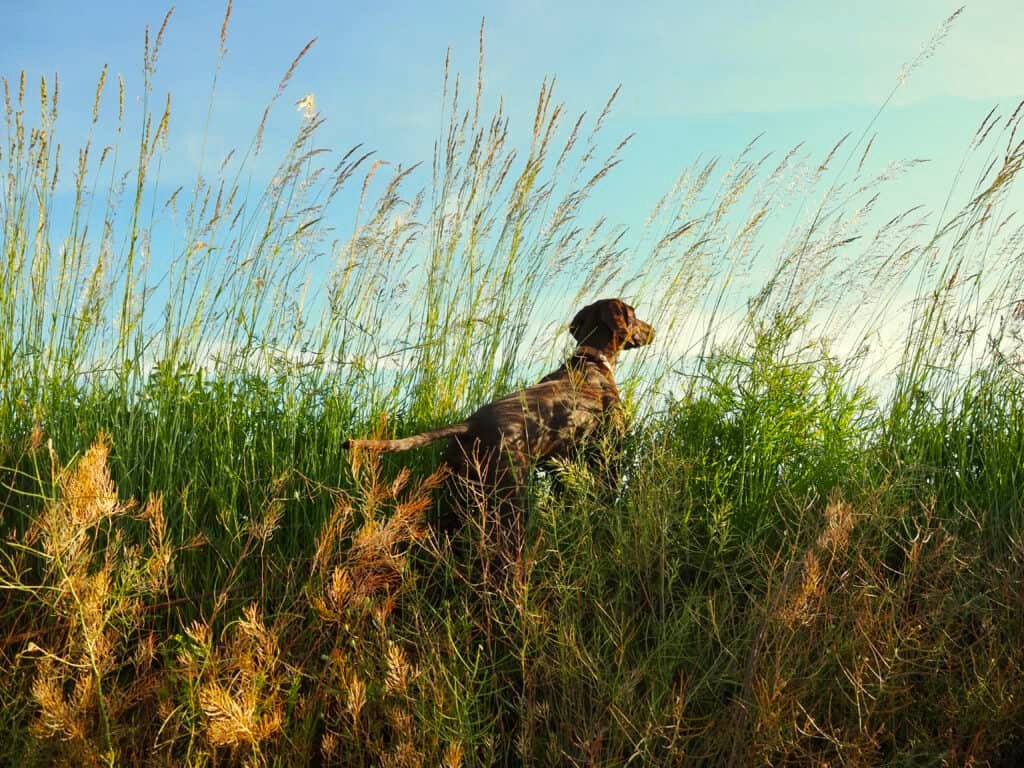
2;10;1023;766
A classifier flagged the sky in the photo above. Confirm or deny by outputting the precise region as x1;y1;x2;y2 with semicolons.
5;0;1021;214
3;0;1024;379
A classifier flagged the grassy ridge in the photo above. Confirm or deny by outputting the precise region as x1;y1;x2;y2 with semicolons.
2;10;1024;766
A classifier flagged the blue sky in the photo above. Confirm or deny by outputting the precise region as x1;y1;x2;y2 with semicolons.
5;0;1021;219
4;1;1024;378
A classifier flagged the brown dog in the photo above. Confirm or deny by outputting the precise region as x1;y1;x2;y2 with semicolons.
344;298;654;531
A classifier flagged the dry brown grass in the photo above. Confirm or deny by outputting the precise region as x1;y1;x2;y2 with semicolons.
1;439;462;766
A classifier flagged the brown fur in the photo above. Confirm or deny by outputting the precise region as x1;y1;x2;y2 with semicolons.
343;298;654;531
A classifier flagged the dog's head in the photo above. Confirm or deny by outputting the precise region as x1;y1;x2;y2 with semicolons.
569;298;654;353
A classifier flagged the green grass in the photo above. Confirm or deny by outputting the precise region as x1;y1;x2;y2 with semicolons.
2;10;1024;767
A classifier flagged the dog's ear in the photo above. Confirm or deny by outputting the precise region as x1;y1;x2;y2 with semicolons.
569;302;601;344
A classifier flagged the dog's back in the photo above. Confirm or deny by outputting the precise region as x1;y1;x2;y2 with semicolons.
441;349;621;485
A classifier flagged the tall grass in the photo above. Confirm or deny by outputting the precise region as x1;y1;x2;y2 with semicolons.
2;7;1023;766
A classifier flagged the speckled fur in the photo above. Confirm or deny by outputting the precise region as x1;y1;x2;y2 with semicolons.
344;298;654;530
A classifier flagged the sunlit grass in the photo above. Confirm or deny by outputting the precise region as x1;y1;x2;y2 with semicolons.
1;7;1023;766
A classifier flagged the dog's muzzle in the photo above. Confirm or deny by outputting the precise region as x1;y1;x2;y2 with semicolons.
625;319;654;349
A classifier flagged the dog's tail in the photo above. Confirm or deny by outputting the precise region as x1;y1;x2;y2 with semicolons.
342;423;470;452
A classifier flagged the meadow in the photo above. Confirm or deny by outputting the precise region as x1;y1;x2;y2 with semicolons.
2;9;1023;766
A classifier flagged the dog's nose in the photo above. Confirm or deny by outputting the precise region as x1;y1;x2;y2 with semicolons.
642;321;654;343
629;320;654;347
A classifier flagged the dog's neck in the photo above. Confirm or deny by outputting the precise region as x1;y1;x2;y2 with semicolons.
571;345;617;377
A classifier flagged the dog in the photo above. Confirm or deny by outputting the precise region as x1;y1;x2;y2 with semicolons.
343;298;654;534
